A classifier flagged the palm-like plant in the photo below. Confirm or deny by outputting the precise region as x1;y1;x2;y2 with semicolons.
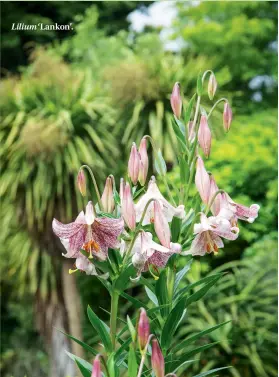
0;49;120;376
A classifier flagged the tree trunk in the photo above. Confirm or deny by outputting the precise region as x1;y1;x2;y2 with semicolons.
62;260;84;361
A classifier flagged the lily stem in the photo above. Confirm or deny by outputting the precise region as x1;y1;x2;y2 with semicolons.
110;288;119;351
81;165;103;211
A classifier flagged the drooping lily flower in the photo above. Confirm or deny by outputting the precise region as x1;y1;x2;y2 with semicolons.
101;176;115;213
184;213;239;256
138;137;149;186
198;115;211;158
170;82;182;119
129;231;181;272
135;176;185;225
221;193;260;224
75;254;108;278
209;175;222;216
128;142;140;185
195;156;211;205
52;201;124;261
122;183;136;230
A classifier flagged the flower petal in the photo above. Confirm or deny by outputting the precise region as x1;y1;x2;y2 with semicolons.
52;218;84;239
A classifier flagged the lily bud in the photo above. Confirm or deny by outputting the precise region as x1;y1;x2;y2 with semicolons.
223;102;232;132
170;82;182;119
208;72;217;100
138;138;149;186
195;156;211;204
128;143;140;185
151;339;165;377
154;200;171;248
138;308;150;351
198;115;211;158
91;355;101;377
77;169;86;197
101;177;114;213
122;183;136;230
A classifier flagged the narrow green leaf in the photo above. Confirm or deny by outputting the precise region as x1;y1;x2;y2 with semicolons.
161;299;187;350
184;93;197;124
127;315;136;342
66;351;92;373
178;156;190;184
128;345;138;377
154;149;167;176
174;259;193;293
172;320;231;353
186;275;222;306
155;270;169;318
58;329;98;356
107;353;116;377
193;367;232;377
145;286;159;306
87;305;113;352
75;359;92;377
115;337;132;362
171;217;182;243
115;264;135;292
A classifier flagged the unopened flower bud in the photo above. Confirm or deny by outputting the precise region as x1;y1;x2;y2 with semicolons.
223;102;232;132
138;138;149;186
154;201;171;248
198;115;211;158
138;308;150;351
128;143;140;185
101;177;115;213
77;169;86;197
151;339;165;377
91;355;101;377
170;82;182;119
122;183;136;230
208;72;217;100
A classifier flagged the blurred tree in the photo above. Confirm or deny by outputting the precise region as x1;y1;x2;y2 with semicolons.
1;1;147;73
0;49;120;377
174;1;278;110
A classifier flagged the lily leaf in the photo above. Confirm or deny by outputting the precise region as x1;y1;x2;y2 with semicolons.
87;305;113;353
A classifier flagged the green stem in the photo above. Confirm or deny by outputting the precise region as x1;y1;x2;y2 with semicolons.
184;155;198;206
110;288;119;351
80;165;103;211
167;267;175;310
207;98;227;120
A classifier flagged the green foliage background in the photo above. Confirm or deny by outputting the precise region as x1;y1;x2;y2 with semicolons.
0;2;277;377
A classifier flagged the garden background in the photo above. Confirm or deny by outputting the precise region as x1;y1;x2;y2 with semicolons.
0;1;278;377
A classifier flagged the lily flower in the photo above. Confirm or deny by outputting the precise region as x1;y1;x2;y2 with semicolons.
128;231;181;272
52;201;124;261
135;176;185;225
184;213;239;256
195;156;211;205
74;254;108;278
221;193;260;224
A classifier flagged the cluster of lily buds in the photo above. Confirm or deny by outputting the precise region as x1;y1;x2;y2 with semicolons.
128;138;149;185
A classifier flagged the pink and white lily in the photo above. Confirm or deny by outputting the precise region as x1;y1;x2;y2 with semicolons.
220;193;260;224
52;201;124;262
135;176;185;225
122;231;181;272
184;213;239;256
